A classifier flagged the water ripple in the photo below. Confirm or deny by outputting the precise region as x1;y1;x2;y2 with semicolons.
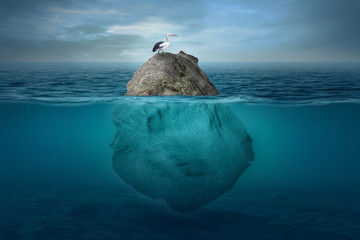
0;62;359;104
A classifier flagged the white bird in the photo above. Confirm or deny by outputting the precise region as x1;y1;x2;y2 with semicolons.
152;33;177;54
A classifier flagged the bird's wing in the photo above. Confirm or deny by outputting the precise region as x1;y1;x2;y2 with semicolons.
159;42;168;48
153;41;164;52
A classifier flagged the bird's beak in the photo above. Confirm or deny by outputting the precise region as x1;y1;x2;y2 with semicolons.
169;34;177;37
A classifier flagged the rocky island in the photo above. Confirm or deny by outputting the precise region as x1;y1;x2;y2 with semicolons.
112;51;254;213
125;51;220;96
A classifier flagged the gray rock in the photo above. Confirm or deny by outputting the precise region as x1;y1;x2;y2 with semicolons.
111;102;254;213
125;51;220;96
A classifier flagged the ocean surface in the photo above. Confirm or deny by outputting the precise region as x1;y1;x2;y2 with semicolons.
0;62;360;239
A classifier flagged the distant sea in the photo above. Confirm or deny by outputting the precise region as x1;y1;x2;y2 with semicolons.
1;62;360;239
1;62;359;104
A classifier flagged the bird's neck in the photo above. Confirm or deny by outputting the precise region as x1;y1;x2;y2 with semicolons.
166;35;170;42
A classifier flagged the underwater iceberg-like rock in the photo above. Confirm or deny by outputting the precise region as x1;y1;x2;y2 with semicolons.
111;102;254;213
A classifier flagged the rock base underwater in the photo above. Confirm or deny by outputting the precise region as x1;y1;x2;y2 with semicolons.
111;102;254;212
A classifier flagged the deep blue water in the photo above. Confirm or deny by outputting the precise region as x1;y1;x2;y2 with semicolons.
0;62;360;239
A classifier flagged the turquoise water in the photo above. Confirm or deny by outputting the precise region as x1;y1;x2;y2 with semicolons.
1;62;359;103
1;102;359;239
1;62;360;239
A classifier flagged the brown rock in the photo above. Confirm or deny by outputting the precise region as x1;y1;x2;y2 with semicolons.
125;51;220;96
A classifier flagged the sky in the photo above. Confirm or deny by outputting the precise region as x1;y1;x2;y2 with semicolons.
0;0;359;62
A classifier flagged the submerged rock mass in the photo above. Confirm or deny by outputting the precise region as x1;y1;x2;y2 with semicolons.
111;102;254;212
125;51;220;96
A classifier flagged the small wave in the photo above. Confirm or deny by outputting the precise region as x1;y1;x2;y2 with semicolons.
1;62;359;106
114;95;360;106
2;95;359;106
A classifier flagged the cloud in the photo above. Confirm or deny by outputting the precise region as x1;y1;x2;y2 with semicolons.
0;0;359;61
0;34;148;62
107;17;181;37
266;0;360;55
66;25;105;35
48;7;127;16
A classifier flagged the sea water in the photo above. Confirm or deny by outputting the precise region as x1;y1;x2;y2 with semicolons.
0;62;360;239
